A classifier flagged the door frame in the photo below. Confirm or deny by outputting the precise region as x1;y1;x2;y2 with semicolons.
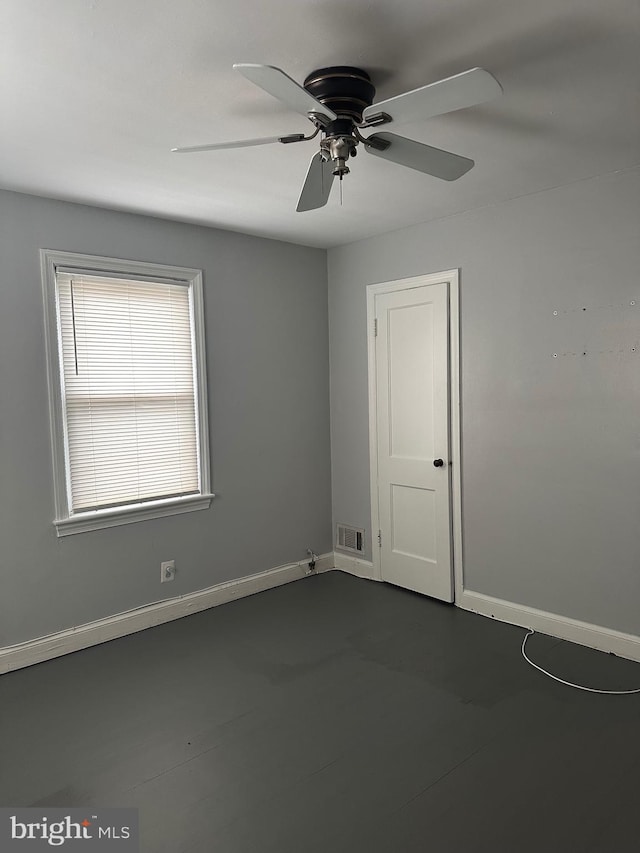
366;269;463;600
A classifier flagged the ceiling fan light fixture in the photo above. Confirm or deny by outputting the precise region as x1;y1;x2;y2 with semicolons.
322;136;354;178
172;62;502;211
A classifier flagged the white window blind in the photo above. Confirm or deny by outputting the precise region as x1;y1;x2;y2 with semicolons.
55;272;201;513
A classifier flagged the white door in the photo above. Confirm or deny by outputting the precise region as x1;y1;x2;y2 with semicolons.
372;279;453;601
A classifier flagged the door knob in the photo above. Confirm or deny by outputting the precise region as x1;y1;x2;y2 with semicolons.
433;458;444;467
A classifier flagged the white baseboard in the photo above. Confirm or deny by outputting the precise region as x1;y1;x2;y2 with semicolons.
333;551;377;580
7;553;637;673
0;552;334;674
459;589;640;663
331;555;640;663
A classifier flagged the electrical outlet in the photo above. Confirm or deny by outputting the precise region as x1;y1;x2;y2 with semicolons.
161;560;175;583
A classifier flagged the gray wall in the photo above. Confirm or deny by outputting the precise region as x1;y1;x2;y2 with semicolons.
328;166;640;636
0;190;332;647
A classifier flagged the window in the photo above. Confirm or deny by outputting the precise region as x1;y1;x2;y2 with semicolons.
41;250;212;536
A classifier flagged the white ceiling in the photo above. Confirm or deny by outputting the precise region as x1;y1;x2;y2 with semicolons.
1;0;638;248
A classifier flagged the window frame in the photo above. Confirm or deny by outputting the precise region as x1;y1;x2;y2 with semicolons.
41;249;213;536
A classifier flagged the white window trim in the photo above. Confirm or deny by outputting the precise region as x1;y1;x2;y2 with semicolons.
41;249;214;536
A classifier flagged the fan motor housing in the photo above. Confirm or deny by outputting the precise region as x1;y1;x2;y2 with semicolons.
303;66;375;135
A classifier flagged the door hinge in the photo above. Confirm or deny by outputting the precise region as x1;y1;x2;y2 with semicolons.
378;529;382;547
374;318;378;337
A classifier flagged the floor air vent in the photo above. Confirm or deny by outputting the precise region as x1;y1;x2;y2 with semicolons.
336;523;364;554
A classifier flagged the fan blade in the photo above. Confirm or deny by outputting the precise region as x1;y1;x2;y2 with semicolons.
365;132;474;181
171;135;291;153
234;63;337;124
363;68;502;127
296;152;335;212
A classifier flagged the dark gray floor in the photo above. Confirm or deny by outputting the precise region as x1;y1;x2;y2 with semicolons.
2;572;640;852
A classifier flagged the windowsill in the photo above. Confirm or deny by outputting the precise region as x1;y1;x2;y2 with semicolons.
54;493;214;537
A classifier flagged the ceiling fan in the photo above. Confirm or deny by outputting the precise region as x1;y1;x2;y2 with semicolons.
172;64;503;212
